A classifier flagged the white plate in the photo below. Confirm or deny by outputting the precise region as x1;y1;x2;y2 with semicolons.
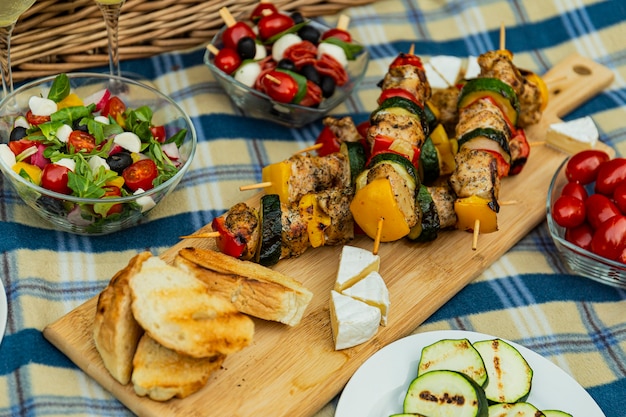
335;330;605;417
0;279;6;346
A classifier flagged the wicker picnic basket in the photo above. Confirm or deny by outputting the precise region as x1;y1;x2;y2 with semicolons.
11;0;376;82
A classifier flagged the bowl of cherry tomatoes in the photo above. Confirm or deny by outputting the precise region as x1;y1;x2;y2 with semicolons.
0;72;197;235
547;149;626;289
204;6;369;128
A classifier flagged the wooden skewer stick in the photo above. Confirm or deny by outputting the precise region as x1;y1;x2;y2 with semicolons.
206;44;220;55
373;217;384;255
180;232;220;239
499;199;519;206
337;14;351;31
472;219;480;251
219;7;236;27
293;143;323;155
408;43;415;55
239;181;272;191
499;22;506;50
264;73;282;84
529;141;546;147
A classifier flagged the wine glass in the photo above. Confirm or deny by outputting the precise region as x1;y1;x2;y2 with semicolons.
94;0;125;78
0;0;36;100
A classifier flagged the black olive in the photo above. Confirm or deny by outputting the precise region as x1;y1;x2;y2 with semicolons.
9;126;27;141
277;58;297;72
106;151;133;174
36;196;66;217
298;24;320;44
300;64;321;85
72;119;89;132
237;37;257;61
290;11;304;24
320;76;336;98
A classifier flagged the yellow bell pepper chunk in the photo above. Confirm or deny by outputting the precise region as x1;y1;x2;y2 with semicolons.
350;178;411;242
298;193;331;248
454;195;498;234
106;175;125;189
525;72;549;112
261;161;291;203
429;124;456;176
56;93;84;109
12;161;42;185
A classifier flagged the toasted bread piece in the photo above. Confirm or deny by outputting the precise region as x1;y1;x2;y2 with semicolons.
132;334;226;401
129;256;254;358
175;247;313;326
93;251;152;385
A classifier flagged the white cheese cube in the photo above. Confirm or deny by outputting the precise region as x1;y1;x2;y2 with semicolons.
342;271;390;326
334;245;380;292
464;56;481;79
546;116;599;154
329;290;381;350
425;55;463;89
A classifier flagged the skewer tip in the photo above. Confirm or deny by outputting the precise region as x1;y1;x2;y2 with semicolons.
472;219;480;251
372;217;384;255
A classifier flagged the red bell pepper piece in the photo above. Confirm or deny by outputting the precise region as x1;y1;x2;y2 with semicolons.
211;216;246;258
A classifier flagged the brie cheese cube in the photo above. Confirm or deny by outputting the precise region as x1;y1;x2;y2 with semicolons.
329;290;381;350
546;116;599;154
334;246;380;292
425;56;463;89
342;271;390;326
464;56;481;79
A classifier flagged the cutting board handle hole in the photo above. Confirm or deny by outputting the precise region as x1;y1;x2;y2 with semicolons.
573;64;592;76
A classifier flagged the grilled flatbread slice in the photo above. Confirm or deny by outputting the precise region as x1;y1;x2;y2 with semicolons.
132;334;226;401
175;247;313;326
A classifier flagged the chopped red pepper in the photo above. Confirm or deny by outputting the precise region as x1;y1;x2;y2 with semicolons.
369;135;420;169
211;216;247;259
508;128;530;176
389;53;424;70
314;126;341;156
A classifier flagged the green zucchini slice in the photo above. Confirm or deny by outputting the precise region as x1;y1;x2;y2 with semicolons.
488;402;545;417
367;152;420;189
457;127;511;163
371;96;429;137
403;370;489;417
473;339;533;404
407;185;440;242
457;77;520;126
419;135;439;184
416;338;488;387
340;141;367;187
542;410;573;417
256;194;282;267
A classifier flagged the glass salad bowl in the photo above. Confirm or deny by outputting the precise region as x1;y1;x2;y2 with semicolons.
546;157;626;289
0;72;197;235
204;17;369;128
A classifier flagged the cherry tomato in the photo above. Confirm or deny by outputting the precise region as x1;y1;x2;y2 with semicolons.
590;215;626;261
257;13;295;40
101;96;126;119
25;110;50;126
102;185;123;215
260;70;299;103
613;182;626;214
214;48;241;75
560;181;588;201
321;28;351;43
122;159;158;192
389;53;424;70
250;2;278;22
565;149;610;184
585;193;621;230
595;157;626;196
565;222;593;251
222;21;256;51
150;125;167;143
314;126;340;156
41;163;72;195
8;138;37;157
68;130;97;153
552;194;586;228
377;88;420;106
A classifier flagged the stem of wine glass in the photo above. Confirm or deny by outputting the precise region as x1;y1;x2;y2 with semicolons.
0;22;16;100
96;1;124;78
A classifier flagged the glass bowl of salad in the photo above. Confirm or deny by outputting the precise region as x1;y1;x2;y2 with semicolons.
0;72;197;235
204;10;369;128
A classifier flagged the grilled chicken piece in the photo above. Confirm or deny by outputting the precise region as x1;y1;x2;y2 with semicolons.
316;188;355;245
368;111;427;151
379;65;432;104
366;163;419;229
427;182;457;229
323;116;363;143
456;97;512;138
430;86;460;137
449;148;500;205
280;204;309;259
287;153;350;202
517;77;542;127
477;50;525;95
222;203;260;261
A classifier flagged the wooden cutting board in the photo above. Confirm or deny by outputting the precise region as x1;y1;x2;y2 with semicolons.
43;54;614;417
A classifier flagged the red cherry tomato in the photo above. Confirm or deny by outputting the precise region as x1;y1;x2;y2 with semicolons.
552;194;586;228
8;138;37;157
41;163;72;195
25;110;50;126
68;130;97;153
122;159;158;192
565;222;593;251
565;149;610;184
150;125;167;143
377;88;420;106
250;2;278;22
585;193;621;230
321;28;352;42
560;181;588;201
314;126;340;156
613;182;626;214
222;21;256;50
590;215;626;261
389;53;424;70
101;96;126;119
595;157;626;196
257;13;295;40
102;185;123;215
213;48;241;75
260;70;299;103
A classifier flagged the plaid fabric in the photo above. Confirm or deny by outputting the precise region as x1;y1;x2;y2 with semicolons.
1;0;625;416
